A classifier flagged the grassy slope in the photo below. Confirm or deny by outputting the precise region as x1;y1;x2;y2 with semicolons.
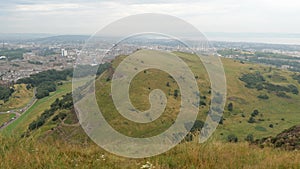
1;82;72;136
0;50;300;168
96;50;300;141
0;84;33;112
217;59;300;140
0;113;15;125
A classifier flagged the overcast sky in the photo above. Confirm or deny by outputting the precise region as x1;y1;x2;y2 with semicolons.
0;0;300;35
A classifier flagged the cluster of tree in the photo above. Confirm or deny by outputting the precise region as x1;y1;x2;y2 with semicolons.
0;48;31;61
35;82;56;99
0;85;14;102
239;72;265;89
247;57;300;73
240;73;299;96
28;60;43;65
17;69;73;86
292;74;300;84
28;93;73;131
17;69;73;99
264;83;298;95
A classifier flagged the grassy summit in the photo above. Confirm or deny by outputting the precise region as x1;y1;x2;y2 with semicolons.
1;49;300;168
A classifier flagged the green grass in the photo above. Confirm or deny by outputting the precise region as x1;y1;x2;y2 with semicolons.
1;82;72;136
1;50;300;168
95;50;300;141
0;113;15;125
0;136;300;169
214;58;300;141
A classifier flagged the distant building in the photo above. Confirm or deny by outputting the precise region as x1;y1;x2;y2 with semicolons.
61;49;68;57
0;56;6;60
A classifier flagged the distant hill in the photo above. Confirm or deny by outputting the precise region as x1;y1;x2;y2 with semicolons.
33;35;90;43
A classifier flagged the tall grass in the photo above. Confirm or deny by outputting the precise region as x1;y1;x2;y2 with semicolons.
0;136;299;169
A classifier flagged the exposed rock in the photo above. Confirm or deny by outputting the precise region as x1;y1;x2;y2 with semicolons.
255;125;300;150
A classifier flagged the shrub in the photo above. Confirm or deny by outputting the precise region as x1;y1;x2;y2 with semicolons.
199;100;206;106
245;134;254;142
174;89;179;98
227;134;238;143
257;94;269;100
239;72;265;88
248;117;255;123
276;92;290;98
228;102;233;112
251;110;259;117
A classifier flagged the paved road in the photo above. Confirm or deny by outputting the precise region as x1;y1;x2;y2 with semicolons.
0;88;37;130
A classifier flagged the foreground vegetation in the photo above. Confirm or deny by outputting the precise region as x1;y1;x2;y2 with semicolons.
0;136;299;169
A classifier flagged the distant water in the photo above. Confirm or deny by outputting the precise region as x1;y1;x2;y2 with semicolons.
204;33;300;45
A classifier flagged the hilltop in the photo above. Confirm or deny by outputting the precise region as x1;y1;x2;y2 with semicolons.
1;49;300;168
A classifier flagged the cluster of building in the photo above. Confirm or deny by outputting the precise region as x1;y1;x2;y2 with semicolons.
0;44;80;84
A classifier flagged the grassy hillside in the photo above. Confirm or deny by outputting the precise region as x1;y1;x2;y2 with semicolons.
0;84;33;112
0;49;300;168
0;113;15;125
94;49;300;141
1;82;72;136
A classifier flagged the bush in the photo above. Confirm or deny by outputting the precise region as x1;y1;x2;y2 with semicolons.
228;102;233;111
52;112;67;121
239;72;265;88
251;110;259;117
28;119;45;130
227;134;238;143
245;134;254;142
184;120;204;132
199;100;206;106
248;117;256;123
257;94;269;100
276;92;290;98
174;89;179;98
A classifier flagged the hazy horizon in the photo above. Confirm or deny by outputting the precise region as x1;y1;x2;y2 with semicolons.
1;0;300;35
1;32;300;45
